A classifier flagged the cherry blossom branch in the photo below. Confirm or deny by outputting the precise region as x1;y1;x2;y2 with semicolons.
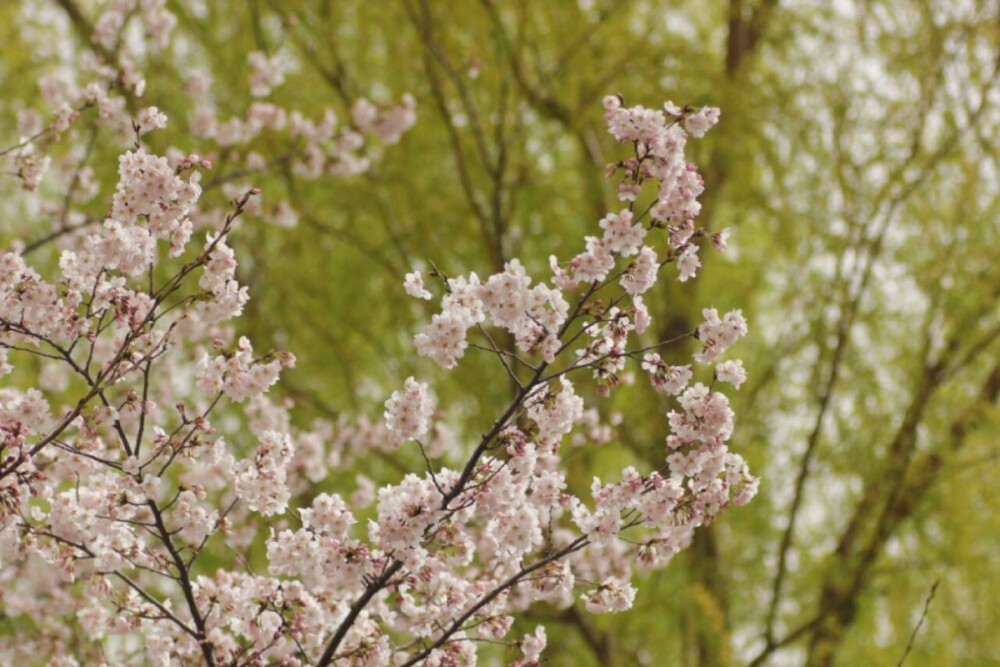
399;536;590;665
19;218;100;257
147;499;216;666
315;560;406;665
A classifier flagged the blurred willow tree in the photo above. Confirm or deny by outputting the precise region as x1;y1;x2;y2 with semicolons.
1;0;998;665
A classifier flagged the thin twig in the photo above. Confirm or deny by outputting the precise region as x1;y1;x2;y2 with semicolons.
896;578;941;667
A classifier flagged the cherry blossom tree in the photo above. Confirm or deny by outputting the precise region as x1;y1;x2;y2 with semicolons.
1;2;755;665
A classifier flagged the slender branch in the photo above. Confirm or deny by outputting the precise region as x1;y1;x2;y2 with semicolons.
896;578;941;667
148;499;216;666
315;560;405;666
398;536;589;665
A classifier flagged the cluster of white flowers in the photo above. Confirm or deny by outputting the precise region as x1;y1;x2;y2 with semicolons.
621;245;659;295
372;472;449;565
678;244;702;282
173;488;219;544
683;106;722;138
582;577;638;613
519;626;548;664
641;354;694;395
716;359;747;389
12;141;50;191
197;336;290;402
190;80;415;181
695;307;749;363
383;376;434;442
248;51;291;97
135;106;168;134
1;252;76;343
233;430;295;516
299;492;356;537
526;378;586;447
414;259;570;367
599;209;647;255
603;96;721;282
403;269;433;299
669;383;736;444
198;234;250;323
113;147;203;255
352;94;419;145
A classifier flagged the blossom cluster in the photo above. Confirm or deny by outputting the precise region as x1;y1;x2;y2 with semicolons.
9;0;416;235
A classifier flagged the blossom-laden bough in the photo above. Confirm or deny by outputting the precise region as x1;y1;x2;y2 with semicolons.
1;4;755;665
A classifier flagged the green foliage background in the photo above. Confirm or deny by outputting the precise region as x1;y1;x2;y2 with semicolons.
1;0;998;665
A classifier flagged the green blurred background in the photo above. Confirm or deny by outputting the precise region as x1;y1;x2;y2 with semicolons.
2;0;998;665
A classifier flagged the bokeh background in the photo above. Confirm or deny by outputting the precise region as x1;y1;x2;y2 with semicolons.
2;1;998;665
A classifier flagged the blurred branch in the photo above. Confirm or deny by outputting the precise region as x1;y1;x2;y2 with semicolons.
266;0;354;108
402;0;505;271
545;3;625;84
417;0;496;177
478;0;608;222
896;578;941;667
20;218;97;257
726;0;780;77
561;605;615;666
